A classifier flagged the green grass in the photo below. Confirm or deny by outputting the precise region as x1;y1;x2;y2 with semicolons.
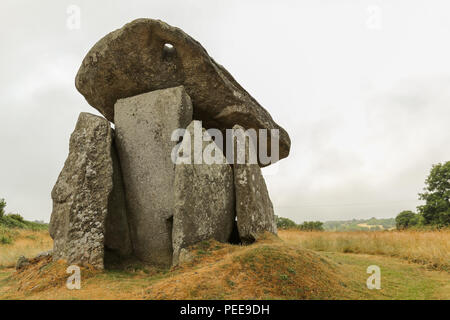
0;215;48;231
320;252;450;300
0;227;17;245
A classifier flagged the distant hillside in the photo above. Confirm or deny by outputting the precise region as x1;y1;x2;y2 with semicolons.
0;214;48;230
0;214;48;245
323;217;395;231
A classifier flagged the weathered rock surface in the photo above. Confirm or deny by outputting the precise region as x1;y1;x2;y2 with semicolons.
172;120;235;265
176;248;194;266
16;251;53;271
75;18;290;164
16;256;30;270
114;86;193;266
232;125;277;243
104;143;133;259
35;250;53;259
49;113;132;269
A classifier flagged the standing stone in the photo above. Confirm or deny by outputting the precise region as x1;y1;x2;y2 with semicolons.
104;143;133;259
49;113;132;269
232;125;277;244
172;121;235;265
114;86;193;266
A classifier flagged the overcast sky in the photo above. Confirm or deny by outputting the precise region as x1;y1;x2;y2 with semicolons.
1;0;450;223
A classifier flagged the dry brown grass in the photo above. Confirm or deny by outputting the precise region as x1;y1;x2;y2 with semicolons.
1;231;449;300
0;230;52;268
0;256;99;299
1;234;350;300
13;257;98;293
144;235;348;299
279;229;450;271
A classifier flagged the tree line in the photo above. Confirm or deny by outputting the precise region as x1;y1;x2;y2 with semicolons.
396;161;450;229
276;216;324;231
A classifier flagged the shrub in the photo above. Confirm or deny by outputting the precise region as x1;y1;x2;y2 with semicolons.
299;221;324;231
276;217;324;231
418;161;450;227
276;216;298;229
396;211;419;230
0;235;12;245
7;213;24;222
0;199;5;218
0;226;15;245
0;214;48;231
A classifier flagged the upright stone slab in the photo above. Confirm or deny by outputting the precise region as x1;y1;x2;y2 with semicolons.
232;125;277;244
104;142;133;260
114;86;193;266
172;120;235;265
49;113;132;269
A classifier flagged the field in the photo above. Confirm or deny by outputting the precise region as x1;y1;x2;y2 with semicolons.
0;229;52;268
0;229;448;300
281;229;450;271
323;217;396;231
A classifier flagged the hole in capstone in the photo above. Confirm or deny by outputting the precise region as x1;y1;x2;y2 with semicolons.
162;43;176;60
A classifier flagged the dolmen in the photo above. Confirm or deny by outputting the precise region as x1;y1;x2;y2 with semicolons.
49;19;290;269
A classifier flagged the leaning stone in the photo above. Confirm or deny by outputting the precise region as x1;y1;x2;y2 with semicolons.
75;18;290;164
114;86;193;267
232;125;277;244
49;113;132;269
172;120;235;266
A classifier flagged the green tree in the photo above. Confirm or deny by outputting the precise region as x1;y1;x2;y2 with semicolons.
0;198;5;218
276;216;298;229
299;221;324;231
418;162;450;227
395;210;418;229
7;213;24;222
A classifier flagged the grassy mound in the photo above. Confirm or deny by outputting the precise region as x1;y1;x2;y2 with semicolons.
3;256;97;297
145;235;348;299
13;256;68;293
